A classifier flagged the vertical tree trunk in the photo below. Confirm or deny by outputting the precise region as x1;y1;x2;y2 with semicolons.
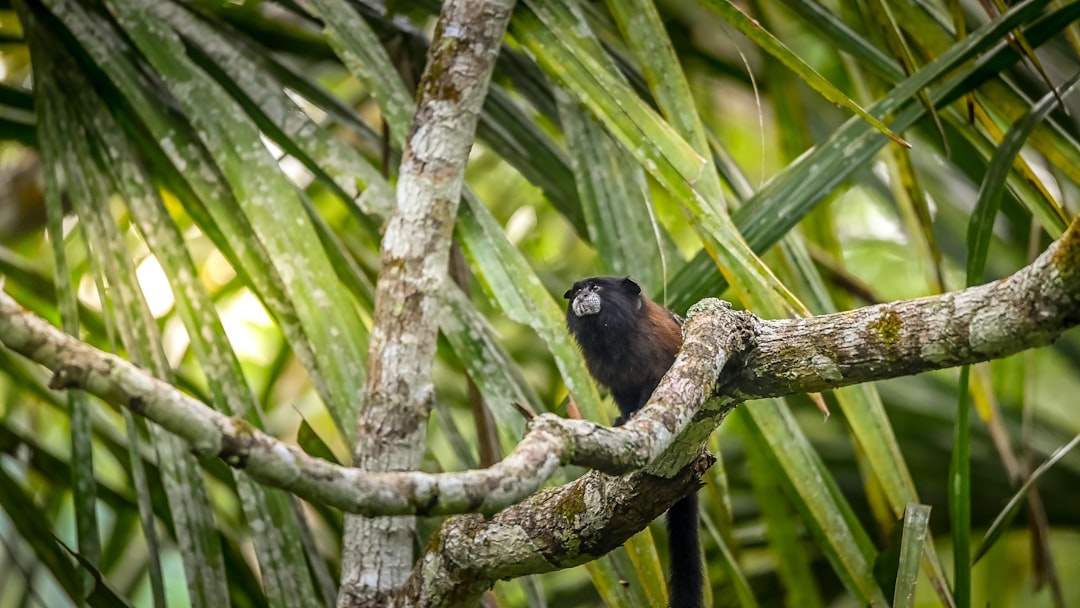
336;1;516;606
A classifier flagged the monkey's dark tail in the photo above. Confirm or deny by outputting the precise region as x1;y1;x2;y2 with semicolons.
666;492;703;608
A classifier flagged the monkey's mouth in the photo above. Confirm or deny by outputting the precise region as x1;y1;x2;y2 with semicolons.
572;292;602;317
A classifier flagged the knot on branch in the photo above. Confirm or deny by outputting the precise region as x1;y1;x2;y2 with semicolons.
49;363;89;390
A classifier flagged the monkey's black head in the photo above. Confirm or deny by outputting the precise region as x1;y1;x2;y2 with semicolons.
563;276;647;370
564;276;642;323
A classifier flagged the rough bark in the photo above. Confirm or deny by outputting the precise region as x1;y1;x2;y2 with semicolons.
1;217;1077;604
1;218;1077;515
337;1;515;606
397;454;715;607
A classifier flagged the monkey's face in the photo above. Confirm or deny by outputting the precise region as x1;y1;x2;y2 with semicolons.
563;276;642;320
569;285;602;317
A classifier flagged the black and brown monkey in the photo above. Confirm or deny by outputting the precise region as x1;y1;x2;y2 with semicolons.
564;276;703;608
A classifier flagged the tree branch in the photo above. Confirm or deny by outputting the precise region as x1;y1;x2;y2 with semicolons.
0;288;729;514
390;217;1080;604
0;218;1077;522
726;216;1080;400
398;454;715;607
3;216;1078;603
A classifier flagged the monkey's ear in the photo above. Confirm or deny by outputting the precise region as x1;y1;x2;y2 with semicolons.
563;289;573;299
621;277;641;295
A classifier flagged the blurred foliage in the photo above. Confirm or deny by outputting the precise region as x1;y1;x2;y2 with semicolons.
0;0;1079;607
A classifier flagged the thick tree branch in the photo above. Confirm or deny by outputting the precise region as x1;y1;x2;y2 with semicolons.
398;454;715;607
2;216;1078;604
0;217;1077;524
391;216;1080;604
726;216;1080;400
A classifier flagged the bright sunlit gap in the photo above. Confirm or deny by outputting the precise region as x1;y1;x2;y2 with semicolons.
260;133;315;188
219;290;277;366
135;255;175;318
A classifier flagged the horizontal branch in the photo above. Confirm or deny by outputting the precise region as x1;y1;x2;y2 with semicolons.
392;216;1080;602
398;454;714;606
0;289;735;515
0;217;1077;521
726;214;1080;400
